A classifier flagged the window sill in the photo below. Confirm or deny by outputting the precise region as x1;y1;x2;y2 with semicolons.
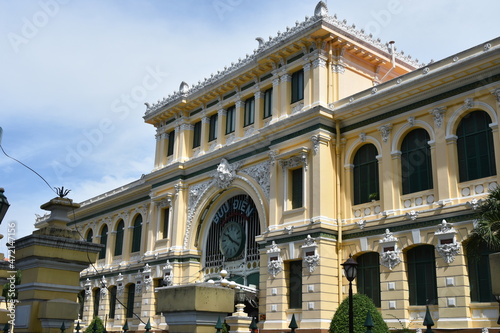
283;207;305;216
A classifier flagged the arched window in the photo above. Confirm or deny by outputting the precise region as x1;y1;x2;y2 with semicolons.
353;144;379;205
401;129;433;194
93;288;100;318
357;252;381;307
86;229;93;243
126;284;135;318
467;243;495;302
109;286;117;319
407;245;437;305
114;220;125;256
99;225;108;260
131;215;142;253
457;111;496;182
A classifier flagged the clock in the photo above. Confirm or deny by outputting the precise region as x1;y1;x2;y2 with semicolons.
220;221;245;259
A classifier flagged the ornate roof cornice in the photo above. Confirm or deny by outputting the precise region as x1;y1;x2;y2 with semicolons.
144;1;423;118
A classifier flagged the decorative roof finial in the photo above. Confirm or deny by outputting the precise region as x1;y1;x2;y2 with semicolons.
179;81;189;94
314;1;328;18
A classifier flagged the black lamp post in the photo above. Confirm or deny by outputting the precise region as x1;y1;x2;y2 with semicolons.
342;255;358;333
494;295;500;325
0;188;10;224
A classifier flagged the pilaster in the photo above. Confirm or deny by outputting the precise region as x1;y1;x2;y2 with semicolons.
201;114;210;152
280;72;291;118
217;108;227;147
235;100;244;138
254;91;263;129
311;53;328;108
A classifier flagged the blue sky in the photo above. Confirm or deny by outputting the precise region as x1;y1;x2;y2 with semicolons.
1;0;499;250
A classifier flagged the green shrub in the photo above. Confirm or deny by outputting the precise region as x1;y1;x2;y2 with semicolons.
329;293;388;333
84;317;105;333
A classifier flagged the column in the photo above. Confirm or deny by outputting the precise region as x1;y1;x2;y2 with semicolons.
254;91;263;129
177;122;194;162
312;53;328;107
380;261;411;326
160;133;168;167
201;113;209;152
431;107;454;202
217;108;227;147
235;100;244;138
303;62;312;109
279;72;291;118
154;131;161;169
391;152;402;211
344;165;354;220
310;133;334;218
445;135;459;199
271;73;280;123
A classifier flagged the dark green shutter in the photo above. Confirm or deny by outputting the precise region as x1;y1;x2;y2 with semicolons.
407;245;438;305
192;121;201;148
457;111;496;182
86;229;93;242
109;286;117;319
353;144;379;205
226;106;235;134
131;215;142;253
93;288;100;317
167;130;175;156
291;168;303;209
468;244;495;302
162;209;169;239
99;225;108;259
357;252;381;307
291;70;304;103
114;220;124;256
263;88;273;119
289;260;302;308
209;114;218;141
244;97;255;127
401;129;433;194
126;284;135;318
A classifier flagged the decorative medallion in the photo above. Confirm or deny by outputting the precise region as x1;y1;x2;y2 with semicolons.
379;229;401;270
267;241;283;278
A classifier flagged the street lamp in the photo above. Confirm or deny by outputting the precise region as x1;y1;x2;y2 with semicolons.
494;295;500;325
342;255;358;333
0;188;10;224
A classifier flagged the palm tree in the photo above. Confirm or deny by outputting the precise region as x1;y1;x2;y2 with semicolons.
464;186;500;255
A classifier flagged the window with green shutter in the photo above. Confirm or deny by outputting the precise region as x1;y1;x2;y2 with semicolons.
291;167;303;209
209;114;218;141
192;121;201;148
114;220;124;256
457;111;496;182
86;229;93;243
401;129;433;194
291;69;304;103
93;288;100;318
288;260;302;309
467;244;495;302
131;215;142;253
162;208;170;239
126;284;135;318
357;252;381;307
407;245;437;305
244;97;255;127
167;130;175;156
263;88;273;119
109;286;117;319
226;106;235;134
99;225;108;259
353;144;379;205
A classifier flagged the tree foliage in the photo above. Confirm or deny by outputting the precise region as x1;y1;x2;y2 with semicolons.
84;317;105;333
329;293;388;333
464;186;500;255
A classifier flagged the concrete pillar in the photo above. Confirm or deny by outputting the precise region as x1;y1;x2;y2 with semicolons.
14;197;102;333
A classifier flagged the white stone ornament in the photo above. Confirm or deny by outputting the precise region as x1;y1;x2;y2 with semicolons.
267;241;283;278
213;158;237;189
163;260;173;286
84;278;92;300
116;273;124;296
379;229;402;270
435;220;460;264
302;235;320;273
142;263;153;293
100;276;108;299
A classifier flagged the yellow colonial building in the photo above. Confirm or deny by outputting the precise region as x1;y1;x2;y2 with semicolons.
68;2;500;332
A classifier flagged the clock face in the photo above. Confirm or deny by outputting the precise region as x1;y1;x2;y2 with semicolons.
220;221;245;259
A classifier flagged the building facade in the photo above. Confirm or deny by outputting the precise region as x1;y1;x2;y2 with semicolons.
64;2;500;332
